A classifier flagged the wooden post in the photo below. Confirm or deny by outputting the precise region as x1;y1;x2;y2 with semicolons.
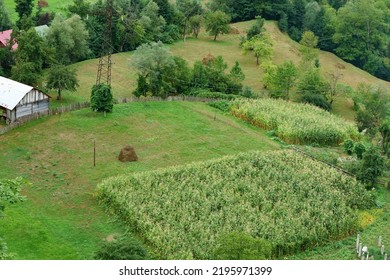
385;253;387;260
356;234;360;252
358;242;363;257
94;140;96;167
381;245;385;255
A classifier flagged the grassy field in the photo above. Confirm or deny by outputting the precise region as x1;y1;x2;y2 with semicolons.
48;20;390;121
0;101;279;259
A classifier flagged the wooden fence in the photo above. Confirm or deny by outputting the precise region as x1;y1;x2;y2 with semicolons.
0;96;224;135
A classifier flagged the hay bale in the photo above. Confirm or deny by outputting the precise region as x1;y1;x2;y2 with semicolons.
118;145;138;162
202;54;216;65
229;26;240;34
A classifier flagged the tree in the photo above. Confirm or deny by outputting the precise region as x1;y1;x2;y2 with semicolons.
0;177;27;260
139;0;166;42
15;0;34;28
11;28;49;86
246;16;265;40
90;84;114;113
213;232;272;260
242;34;273;65
357;146;385;188
230;61;245;83
67;0;91;19
177;0;203;41
46;64;79;100
189;14;203;38
298;68;331;110
0;0;12;30
327;70;343;104
354;85;390;135
46;14;90;65
333;0;385;67
299;31;319;67
204;10;231;41
379;120;390;156
130;41;175;97
268;61;298;100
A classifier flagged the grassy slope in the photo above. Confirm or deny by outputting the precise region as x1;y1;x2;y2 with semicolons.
0;101;279;259
54;20;390;121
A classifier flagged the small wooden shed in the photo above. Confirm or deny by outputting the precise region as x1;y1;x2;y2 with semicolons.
0;76;50;123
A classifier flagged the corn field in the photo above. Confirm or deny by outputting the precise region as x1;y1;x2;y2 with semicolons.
230;99;360;145
96;150;373;259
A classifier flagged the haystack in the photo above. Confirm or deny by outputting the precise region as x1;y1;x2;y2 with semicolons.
202;54;216;65
118;145;138;162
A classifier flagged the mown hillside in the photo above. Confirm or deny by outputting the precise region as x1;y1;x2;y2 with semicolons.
61;20;390;121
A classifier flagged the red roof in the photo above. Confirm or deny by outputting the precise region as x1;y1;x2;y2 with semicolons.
0;30;18;50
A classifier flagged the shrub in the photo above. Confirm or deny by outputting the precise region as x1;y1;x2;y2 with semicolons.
94;235;149;260
343;139;355;155
213;232;272;260
90;84;114;112
301;93;331;111
354;142;366;160
208;101;231;112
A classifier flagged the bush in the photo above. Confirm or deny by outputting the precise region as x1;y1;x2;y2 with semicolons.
213;232;272;260
90;84;114;112
354;142;366;160
193;89;240;100
343;139;355;155
208;100;231;112
94;235;149;260
301;93;331;111
241;86;255;98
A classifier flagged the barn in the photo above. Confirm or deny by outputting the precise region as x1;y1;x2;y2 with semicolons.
0;76;50;124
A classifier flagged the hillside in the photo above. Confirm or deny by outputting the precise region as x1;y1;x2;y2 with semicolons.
0;101;279;259
58;20;390;122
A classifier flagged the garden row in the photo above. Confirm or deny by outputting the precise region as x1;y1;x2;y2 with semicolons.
230;99;360;145
97;150;373;259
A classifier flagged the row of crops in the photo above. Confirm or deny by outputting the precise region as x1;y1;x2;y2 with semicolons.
97;150;374;259
230;99;359;145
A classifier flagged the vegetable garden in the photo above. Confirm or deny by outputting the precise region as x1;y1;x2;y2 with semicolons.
231;99;360;145
97;150;374;259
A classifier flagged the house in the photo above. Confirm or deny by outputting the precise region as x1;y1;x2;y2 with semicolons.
0;25;48;50
0;76;50;123
0;30;18;50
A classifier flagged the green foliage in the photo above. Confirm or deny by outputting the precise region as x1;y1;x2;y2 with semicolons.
94;235;149;260
278;12;288;32
379;119;390;156
213;232;272;260
353;142;366;160
133;74;149;97
242;34;273;65
297;68;330;107
11;28;48;86
231;98;359;145
240;86;255;98
46;14;90;65
246;16;265;40
208;100;231;112
301;93;331;111
139;0;167;42
205;10;231;41
191;56;243;94
0;177;27;216
343;139;355;155
97;150;373;259
0;0;12;30
266;61;298;100
353;85;390;135
357;146;385;188
46;64;79;100
189;14;203;38
90;84;113;113
15;0;34;28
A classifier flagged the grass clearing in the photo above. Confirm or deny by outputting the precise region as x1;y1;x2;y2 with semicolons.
0;101;279;259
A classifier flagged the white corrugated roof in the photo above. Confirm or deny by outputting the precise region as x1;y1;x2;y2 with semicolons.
0;76;33;110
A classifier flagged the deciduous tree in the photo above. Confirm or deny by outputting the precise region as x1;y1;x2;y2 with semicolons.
205;10;231;41
46;64;79;100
